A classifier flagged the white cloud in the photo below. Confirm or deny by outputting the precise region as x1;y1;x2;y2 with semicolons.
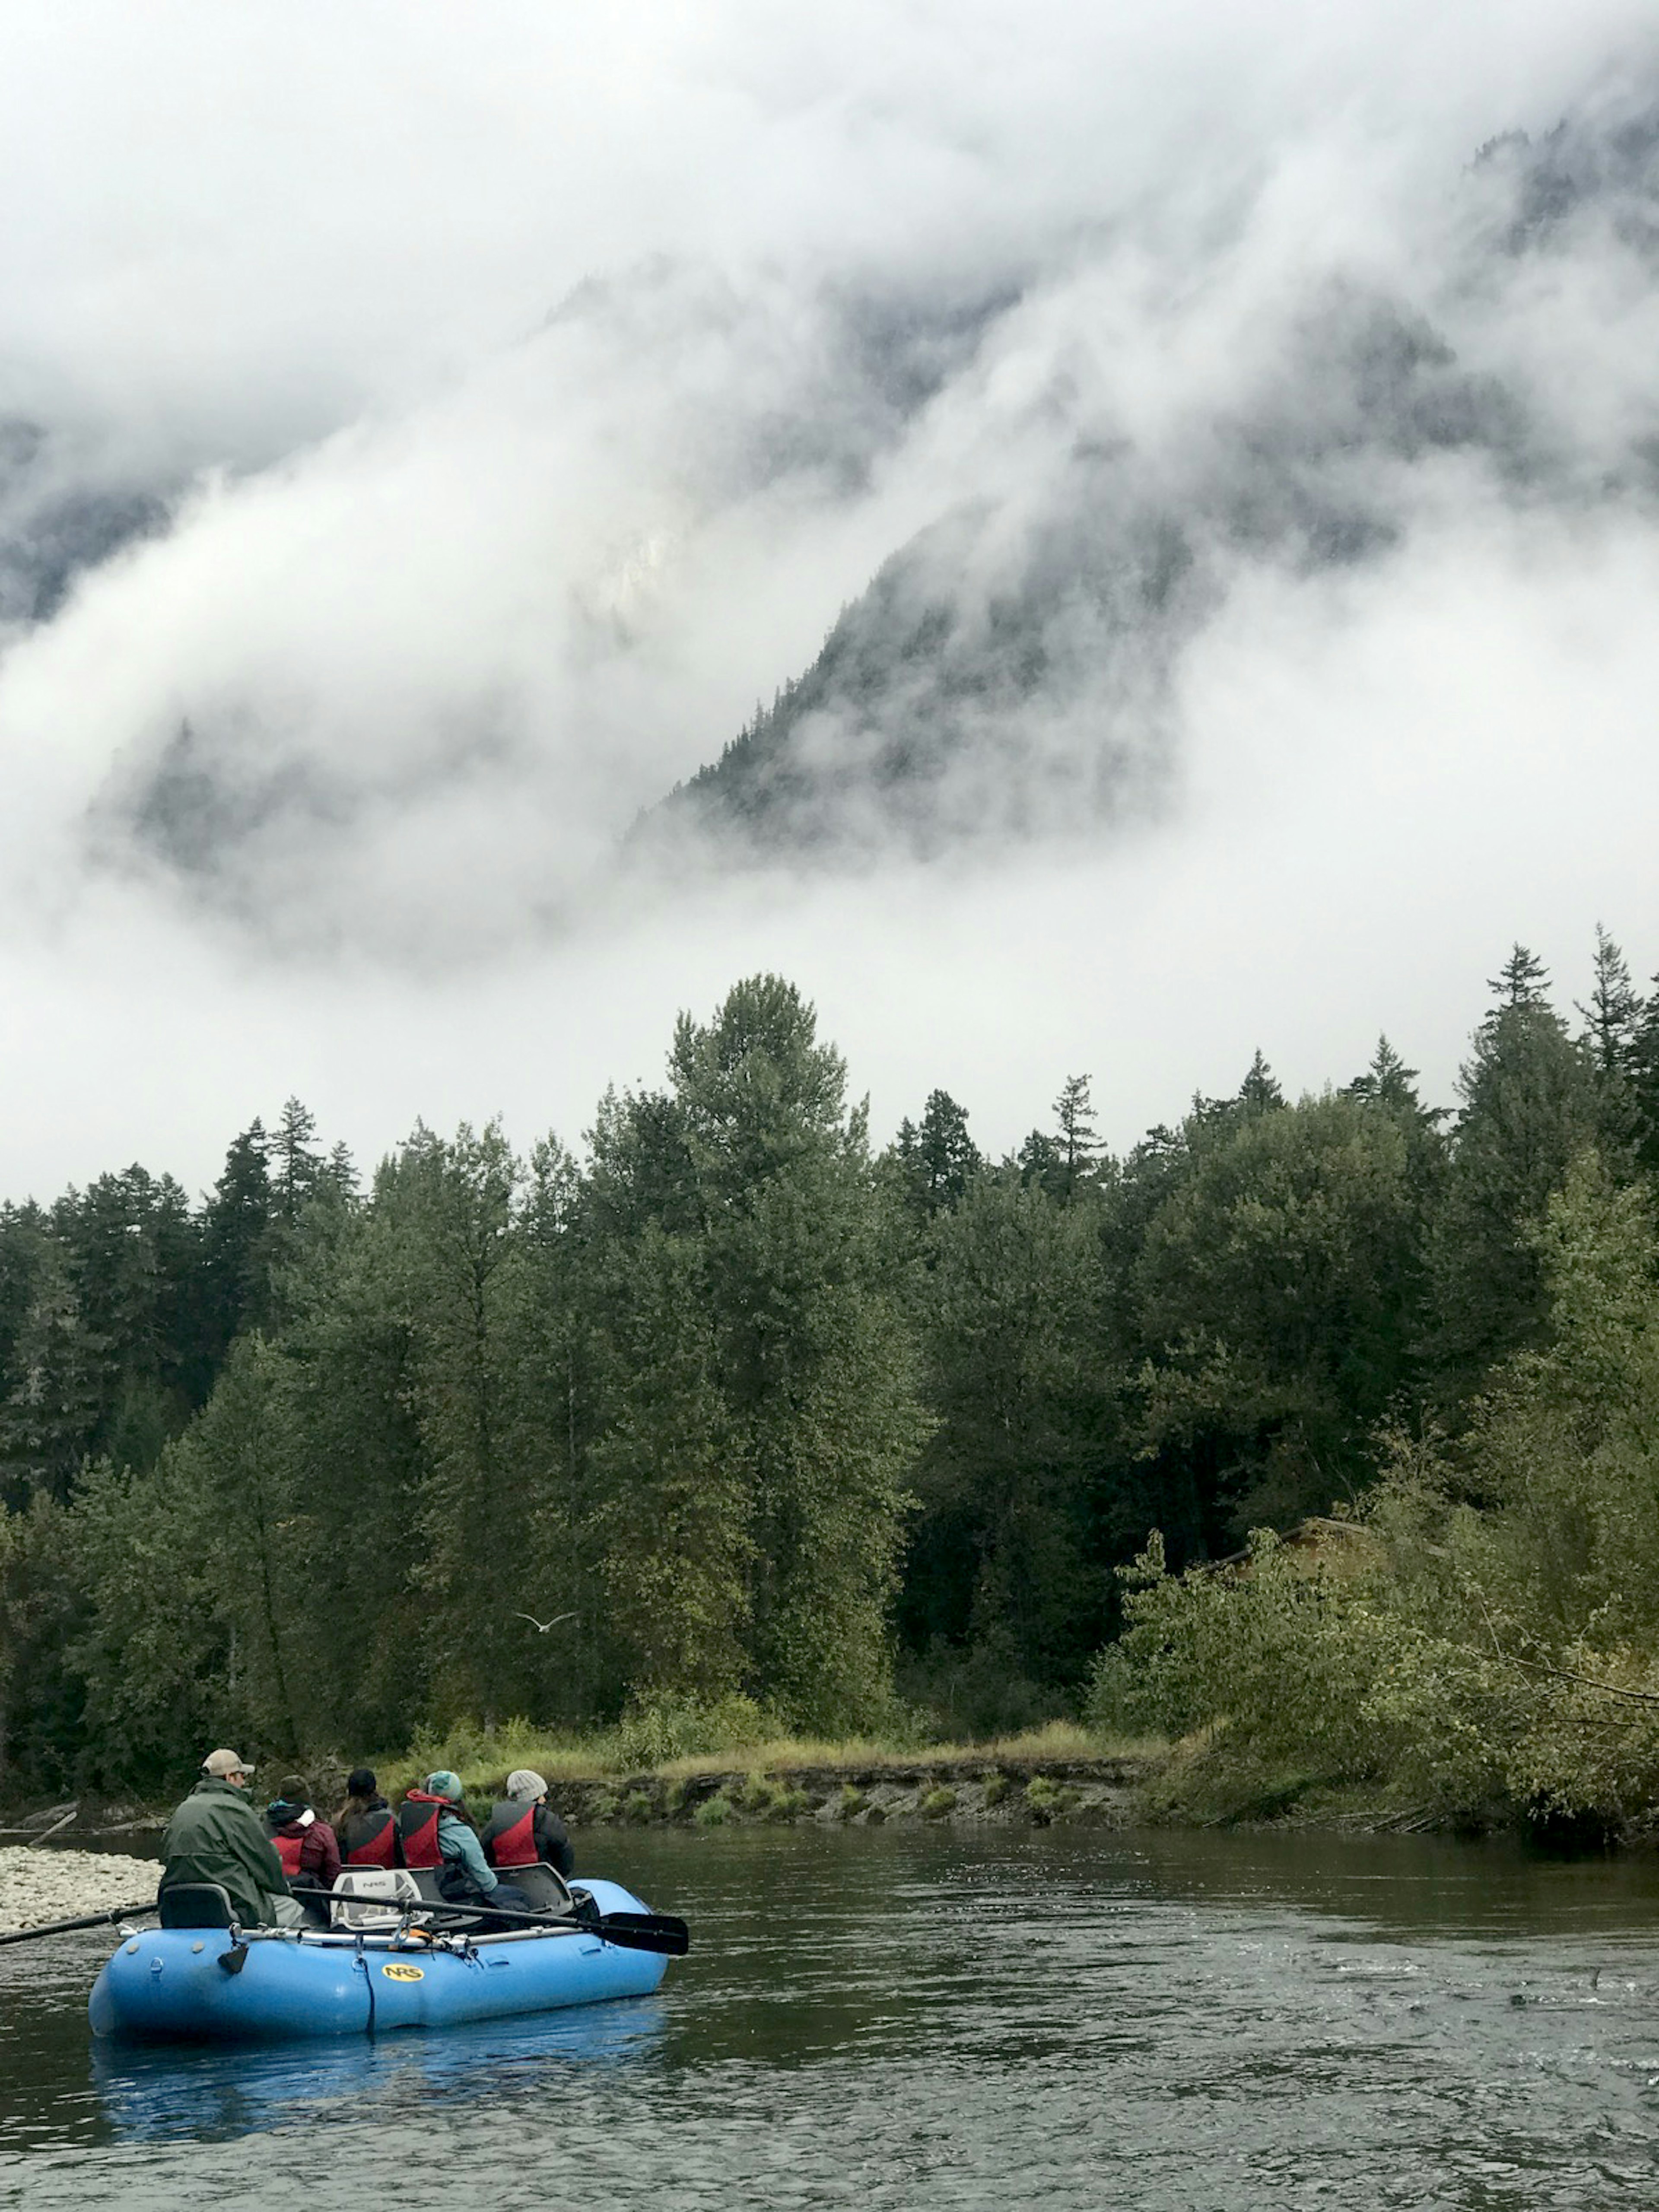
0;0;1655;1191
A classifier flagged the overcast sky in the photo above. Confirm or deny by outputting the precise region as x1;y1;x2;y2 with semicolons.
1;0;1656;1198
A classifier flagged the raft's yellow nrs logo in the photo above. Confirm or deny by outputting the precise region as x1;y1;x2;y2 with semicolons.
381;1963;426;1982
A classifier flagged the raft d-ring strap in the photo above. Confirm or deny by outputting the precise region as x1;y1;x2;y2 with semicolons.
355;1936;377;2036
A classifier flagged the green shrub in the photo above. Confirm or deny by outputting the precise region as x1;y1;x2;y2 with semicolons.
838;1783;867;1819
919;1785;957;1818
982;1771;1010;1808
692;1791;733;1828
621;1788;655;1824
612;1692;774;1770
1085;1528;1384;1779
1025;1774;1079;1817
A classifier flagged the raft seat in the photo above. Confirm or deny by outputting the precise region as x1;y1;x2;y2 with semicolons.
510;1862;576;1915
158;1881;238;1930
330;1868;429;1931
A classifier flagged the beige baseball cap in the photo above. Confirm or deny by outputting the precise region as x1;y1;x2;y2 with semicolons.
202;1748;254;1777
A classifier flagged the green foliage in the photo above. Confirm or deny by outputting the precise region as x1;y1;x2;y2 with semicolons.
838;1782;867;1818
584;976;931;1734
1024;1774;1080;1816
1090;1154;1659;1830
891;1090;981;1221
918;1784;957;1818
692;1791;733;1827
1086;1526;1388;1783
611;1694;774;1770
981;1771;1010;1808
1134;1088;1432;1531
1430;947;1597;1392
11;934;1659;1821
904;1171;1114;1686
734;1771;810;1820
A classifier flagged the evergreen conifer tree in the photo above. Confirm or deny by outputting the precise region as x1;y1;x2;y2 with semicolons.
1429;946;1597;1392
1575;926;1642;1157
894;1090;981;1220
1632;972;1659;1177
1052;1075;1102;1202
1238;1050;1286;1113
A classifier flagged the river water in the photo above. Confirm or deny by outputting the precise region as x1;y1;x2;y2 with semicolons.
4;1824;1659;2208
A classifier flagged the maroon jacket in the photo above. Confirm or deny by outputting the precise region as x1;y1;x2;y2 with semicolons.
269;1813;342;1889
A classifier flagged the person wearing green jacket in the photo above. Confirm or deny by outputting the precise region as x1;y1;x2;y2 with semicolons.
160;1749;303;1928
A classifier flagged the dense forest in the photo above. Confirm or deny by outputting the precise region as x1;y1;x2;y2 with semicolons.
3;935;1658;1809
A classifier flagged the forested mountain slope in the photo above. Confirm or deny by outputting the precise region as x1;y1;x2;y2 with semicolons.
651;99;1659;858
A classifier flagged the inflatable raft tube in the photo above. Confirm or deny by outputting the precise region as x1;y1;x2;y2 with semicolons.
89;1877;667;2042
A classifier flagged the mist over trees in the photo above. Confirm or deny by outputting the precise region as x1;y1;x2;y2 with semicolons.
3;938;1658;1799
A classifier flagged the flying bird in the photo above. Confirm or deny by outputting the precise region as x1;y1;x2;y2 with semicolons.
513;1610;577;1634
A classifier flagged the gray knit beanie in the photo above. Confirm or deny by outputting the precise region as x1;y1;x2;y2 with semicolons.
506;1768;549;1803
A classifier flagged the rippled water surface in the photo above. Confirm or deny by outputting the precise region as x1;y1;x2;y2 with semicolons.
5;1825;1659;2207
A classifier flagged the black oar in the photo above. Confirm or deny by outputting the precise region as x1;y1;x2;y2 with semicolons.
297;1885;689;1956
0;1901;155;1947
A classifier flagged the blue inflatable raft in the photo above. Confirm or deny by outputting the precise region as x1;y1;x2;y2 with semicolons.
89;1877;669;2042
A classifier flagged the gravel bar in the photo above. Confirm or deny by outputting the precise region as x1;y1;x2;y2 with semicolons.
0;1846;162;1932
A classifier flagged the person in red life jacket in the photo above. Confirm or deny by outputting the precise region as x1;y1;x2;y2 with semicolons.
397;1771;538;1915
264;1774;343;1892
334;1767;401;1868
481;1769;575;1879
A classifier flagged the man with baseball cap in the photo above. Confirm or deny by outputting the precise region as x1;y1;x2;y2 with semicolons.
159;1749;304;1928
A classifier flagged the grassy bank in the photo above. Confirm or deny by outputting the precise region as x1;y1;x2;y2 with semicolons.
358;1719;1163;1831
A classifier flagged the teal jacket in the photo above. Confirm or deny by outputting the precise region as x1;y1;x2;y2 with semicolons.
436;1808;500;1897
160;1776;292;1927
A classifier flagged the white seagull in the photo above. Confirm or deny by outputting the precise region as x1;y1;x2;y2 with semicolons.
512;1610;578;1634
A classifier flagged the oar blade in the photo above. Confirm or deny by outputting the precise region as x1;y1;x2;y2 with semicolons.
597;1910;690;1956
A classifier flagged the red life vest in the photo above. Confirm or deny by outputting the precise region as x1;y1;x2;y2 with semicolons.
485;1804;537;1868
272;1827;306;1878
398;1792;449;1869
341;1806;400;1868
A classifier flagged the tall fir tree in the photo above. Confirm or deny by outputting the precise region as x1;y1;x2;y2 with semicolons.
1429;946;1598;1393
1052;1075;1103;1203
1575;926;1642;1157
893;1090;981;1221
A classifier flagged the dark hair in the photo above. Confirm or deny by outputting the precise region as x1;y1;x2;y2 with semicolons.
334;1768;382;1828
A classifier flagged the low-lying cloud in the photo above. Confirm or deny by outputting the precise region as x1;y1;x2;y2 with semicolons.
0;1;1656;1189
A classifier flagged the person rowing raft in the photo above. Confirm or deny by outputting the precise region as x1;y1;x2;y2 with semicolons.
160;1748;303;1928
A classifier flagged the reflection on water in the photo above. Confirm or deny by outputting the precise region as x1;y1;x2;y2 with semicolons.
90;1996;670;2143
6;1824;1659;2209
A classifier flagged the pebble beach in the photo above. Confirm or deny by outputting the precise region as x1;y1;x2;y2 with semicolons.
0;1847;162;1932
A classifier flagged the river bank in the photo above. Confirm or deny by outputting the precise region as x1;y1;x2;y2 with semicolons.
0;1747;1156;1846
0;1723;1593;1846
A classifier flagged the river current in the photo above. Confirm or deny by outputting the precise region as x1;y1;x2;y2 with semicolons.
3;1824;1659;2208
